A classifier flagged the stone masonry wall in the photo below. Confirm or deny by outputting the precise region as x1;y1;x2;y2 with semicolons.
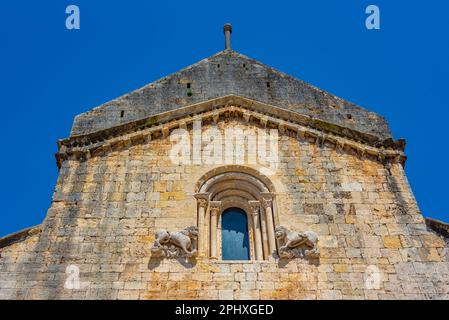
0;118;448;300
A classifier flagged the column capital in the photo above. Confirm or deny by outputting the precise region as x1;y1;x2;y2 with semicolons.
209;201;222;216
261;198;272;208
260;192;274;199
260;193;274;207
248;201;260;215
194;193;209;208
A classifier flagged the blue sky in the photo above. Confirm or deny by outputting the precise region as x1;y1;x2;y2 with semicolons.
0;1;448;237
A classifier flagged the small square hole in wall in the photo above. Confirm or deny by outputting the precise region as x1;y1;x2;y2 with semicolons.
217;64;220;68
347;114;353;120
243;64;246;68
187;83;191;89
266;82;271;88
120;111;125;118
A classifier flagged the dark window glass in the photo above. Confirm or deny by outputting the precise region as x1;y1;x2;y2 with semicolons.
221;208;250;260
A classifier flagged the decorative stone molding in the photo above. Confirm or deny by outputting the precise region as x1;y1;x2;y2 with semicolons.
275;226;319;259
209;201;222;215
56;96;406;169
243;111;251;122
194;193;209;208
196;168;277;261
248;201;260;216
0;225;42;250
426;218;449;239
161;126;170;138
197;199;208;209
212;111;220;124
260;196;272;208
151;226;198;258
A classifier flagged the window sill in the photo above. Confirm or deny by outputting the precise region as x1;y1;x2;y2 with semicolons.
209;259;277;264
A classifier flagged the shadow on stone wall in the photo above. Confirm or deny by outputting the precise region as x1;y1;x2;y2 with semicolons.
277;257;320;269
148;255;197;270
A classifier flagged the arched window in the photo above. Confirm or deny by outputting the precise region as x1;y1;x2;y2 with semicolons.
221;208;250;260
195;167;278;261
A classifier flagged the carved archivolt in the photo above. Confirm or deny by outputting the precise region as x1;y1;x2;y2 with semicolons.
275;226;319;260
151;226;198;258
150;169;321;262
195;169;277;261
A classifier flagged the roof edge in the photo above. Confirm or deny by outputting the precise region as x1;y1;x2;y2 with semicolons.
426;217;449;239
0;225;42;250
71;49;390;138
64;95;403;149
73;50;230;116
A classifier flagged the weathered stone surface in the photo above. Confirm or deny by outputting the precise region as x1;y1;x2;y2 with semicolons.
1;118;447;300
70;50;391;141
1;34;447;299
425;218;449;240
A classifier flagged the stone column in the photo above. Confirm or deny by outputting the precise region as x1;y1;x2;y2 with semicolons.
260;205;269;259
261;193;276;257
223;23;232;50
209;201;221;260
194;193;209;257
249;201;263;260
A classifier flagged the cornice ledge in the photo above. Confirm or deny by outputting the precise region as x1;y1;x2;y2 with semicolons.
56;95;406;168
425;218;449;239
0;225;42;250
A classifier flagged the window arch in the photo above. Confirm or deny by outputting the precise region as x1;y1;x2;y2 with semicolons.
194;167;278;261
221;208;250;260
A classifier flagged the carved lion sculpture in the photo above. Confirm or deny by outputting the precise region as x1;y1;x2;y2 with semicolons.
151;226;198;258
275;226;319;259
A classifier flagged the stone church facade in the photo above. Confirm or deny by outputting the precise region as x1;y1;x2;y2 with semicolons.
1;25;448;300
